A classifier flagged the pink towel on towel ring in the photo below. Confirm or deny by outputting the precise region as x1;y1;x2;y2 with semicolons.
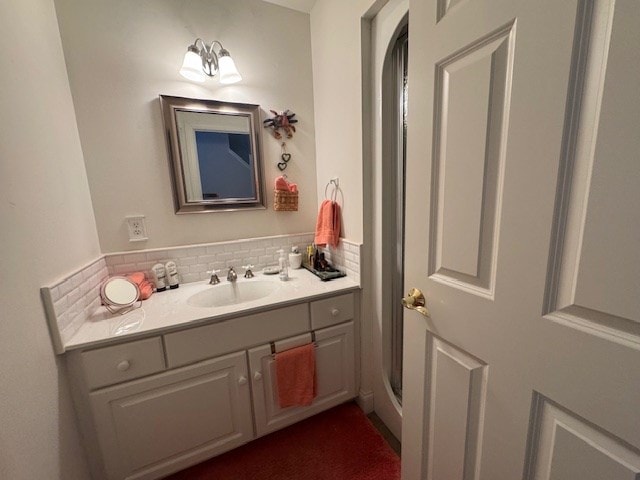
314;199;341;248
275;343;317;408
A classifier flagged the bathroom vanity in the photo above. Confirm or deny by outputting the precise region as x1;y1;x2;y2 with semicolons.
63;271;359;480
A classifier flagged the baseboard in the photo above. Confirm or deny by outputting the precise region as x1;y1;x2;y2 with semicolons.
356;390;374;413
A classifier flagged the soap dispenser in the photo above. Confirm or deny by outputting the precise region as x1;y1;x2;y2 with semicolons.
277;249;289;281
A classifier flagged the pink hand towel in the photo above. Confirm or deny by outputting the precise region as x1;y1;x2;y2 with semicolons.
275;176;290;191
314;200;341;248
275;343;317;408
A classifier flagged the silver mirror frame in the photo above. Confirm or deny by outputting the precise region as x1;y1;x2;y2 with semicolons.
159;95;266;214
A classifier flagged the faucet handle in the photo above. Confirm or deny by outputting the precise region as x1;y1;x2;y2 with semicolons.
207;269;220;285
243;265;255;278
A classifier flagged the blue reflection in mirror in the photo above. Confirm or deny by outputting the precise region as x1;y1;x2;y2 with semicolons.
194;131;255;200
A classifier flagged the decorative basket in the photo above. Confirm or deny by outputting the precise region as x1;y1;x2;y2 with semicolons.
274;190;298;211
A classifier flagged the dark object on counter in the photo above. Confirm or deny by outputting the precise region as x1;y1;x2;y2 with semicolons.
303;264;346;282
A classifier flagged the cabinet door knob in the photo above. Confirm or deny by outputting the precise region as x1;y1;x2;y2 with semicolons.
331;308;340;317
238;375;248;385
116;360;131;372
254;371;263;381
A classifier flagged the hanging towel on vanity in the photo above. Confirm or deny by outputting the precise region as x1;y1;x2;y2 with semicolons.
314;200;341;248
275;343;317;408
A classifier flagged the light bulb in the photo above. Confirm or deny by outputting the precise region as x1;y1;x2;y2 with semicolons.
179;49;205;83
218;55;242;84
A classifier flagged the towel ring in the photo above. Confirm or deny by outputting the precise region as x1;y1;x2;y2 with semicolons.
324;178;339;203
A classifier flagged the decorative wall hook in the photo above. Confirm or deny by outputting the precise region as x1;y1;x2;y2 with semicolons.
263;109;297;139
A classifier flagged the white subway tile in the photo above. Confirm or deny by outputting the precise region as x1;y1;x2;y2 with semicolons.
189;247;207;257
178;256;198;266
127;253;147;263
182;273;201;283
54;296;68;317
217;252;232;261
114;264;135;274
49;286;60;302
146;250;169;261
67;287;81;307
259;255;273;264
105;255;124;266
58;279;74;297
197;254;216;265
190;264;208;274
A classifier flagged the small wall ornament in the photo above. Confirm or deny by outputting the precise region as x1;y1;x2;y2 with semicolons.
264;109;298;172
263;109;297;139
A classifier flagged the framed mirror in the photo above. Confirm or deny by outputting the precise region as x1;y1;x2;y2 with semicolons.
159;95;266;213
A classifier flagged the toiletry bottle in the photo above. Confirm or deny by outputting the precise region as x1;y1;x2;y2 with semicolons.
306;245;315;267
277;249;289;281
289;246;302;269
151;263;167;292
165;260;179;289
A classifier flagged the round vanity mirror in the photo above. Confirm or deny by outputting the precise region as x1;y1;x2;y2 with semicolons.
101;277;141;314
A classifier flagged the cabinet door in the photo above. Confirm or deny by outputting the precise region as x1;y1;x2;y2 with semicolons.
90;351;253;480
249;321;355;437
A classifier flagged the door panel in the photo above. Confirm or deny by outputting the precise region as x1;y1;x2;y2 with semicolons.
430;23;514;297
426;336;487;480
546;0;640;335
403;0;640;479
528;395;640;480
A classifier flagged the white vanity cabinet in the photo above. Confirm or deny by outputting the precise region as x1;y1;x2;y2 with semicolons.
66;291;357;480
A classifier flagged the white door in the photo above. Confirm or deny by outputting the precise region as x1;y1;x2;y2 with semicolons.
402;1;640;479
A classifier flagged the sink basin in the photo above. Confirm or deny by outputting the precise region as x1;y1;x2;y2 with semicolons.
187;281;280;308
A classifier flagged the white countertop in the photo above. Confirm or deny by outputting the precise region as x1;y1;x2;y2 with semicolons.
65;269;359;351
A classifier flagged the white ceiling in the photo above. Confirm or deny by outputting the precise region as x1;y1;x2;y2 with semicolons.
261;0;317;14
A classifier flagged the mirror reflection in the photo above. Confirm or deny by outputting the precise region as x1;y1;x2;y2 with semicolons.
160;96;266;213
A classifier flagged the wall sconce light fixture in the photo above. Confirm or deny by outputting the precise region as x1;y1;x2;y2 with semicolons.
179;39;242;84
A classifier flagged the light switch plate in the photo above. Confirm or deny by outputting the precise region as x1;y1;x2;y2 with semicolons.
126;216;148;242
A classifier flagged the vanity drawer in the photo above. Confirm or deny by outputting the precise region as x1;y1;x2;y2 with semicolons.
310;293;354;330
164;303;310;368
80;337;165;390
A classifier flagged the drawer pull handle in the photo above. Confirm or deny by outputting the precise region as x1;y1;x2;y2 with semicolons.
331;308;340;317
238;375;248;385
116;360;131;372
254;371;263;381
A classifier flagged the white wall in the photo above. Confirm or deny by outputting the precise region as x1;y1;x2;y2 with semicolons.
0;0;101;478
55;0;318;253
310;0;380;244
310;0;382;415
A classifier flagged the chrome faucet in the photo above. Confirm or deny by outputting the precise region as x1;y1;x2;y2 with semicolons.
227;266;238;282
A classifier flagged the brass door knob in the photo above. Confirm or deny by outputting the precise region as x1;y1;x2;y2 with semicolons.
402;288;430;317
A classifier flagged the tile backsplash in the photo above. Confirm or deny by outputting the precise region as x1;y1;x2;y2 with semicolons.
41;257;108;354
41;233;361;353
105;233;316;283
105;234;361;285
